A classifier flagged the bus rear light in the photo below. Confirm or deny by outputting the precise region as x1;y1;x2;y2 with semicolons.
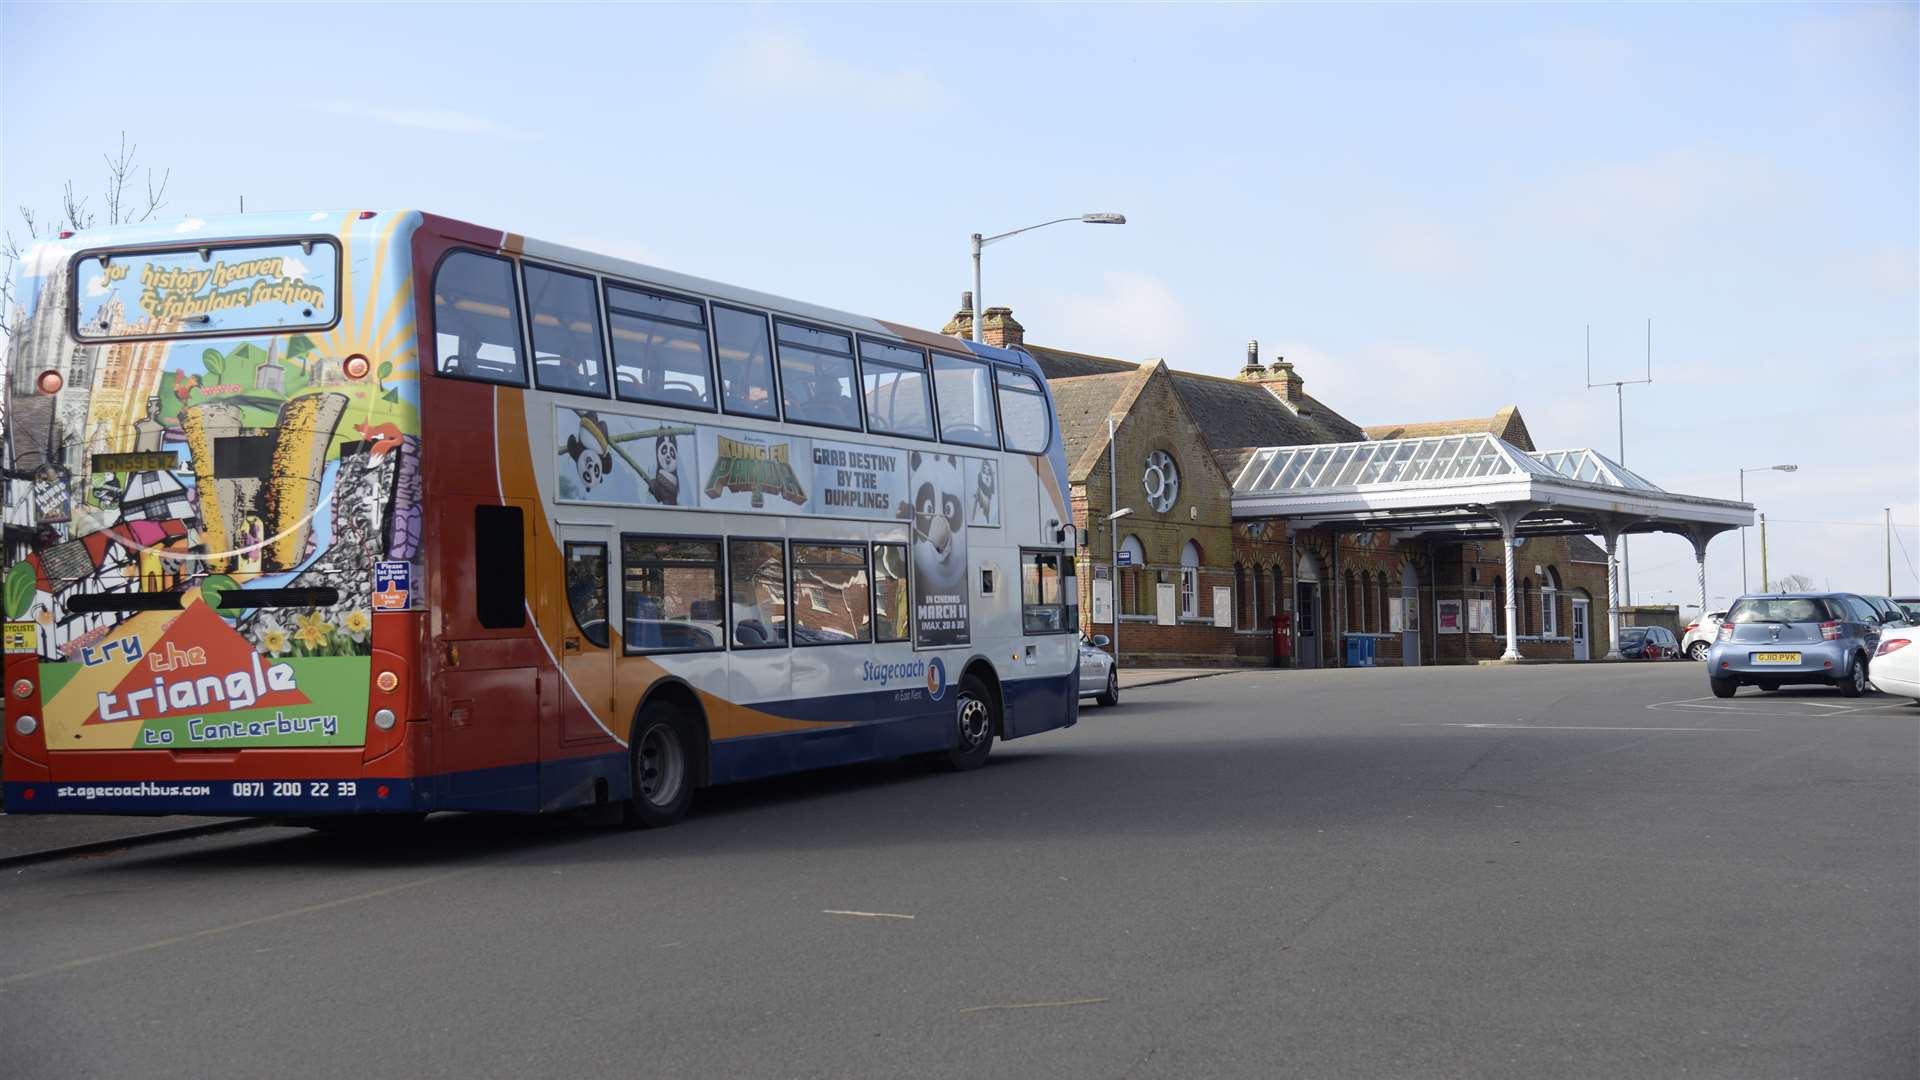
12;678;33;699
373;708;396;731
36;370;64;395
343;354;371;380
14;715;38;736
376;785;390;799
376;670;399;693
21;787;34;800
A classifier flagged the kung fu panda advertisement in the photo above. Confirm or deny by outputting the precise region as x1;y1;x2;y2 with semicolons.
908;450;969;648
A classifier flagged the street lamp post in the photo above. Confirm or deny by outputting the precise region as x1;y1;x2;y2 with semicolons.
1738;464;1798;592
971;213;1126;342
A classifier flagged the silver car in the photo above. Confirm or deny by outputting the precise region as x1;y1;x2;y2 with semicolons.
1077;633;1119;706
1706;593;1888;698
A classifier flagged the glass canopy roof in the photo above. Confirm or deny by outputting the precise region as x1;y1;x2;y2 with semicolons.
1233;433;1557;494
1527;448;1663;492
1233;434;1669;496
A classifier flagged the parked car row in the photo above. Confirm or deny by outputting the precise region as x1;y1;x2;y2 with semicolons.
1705;592;1912;699
1617;625;1682;659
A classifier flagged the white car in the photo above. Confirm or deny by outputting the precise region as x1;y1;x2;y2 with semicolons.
1869;625;1919;703
1077;633;1119;706
1681;610;1726;661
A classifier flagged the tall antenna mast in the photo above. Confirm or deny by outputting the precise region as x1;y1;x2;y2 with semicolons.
1587;319;1654;605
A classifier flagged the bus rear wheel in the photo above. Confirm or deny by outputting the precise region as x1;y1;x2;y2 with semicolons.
935;673;996;772
623;703;697;828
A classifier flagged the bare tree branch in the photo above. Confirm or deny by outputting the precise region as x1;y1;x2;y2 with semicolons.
1;134;171;340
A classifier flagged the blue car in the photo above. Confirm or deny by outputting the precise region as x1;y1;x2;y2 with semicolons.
1706;593;1892;698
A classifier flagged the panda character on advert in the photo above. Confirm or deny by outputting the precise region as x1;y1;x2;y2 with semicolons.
905;451;967;641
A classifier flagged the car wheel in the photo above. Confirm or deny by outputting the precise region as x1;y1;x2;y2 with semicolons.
622;702;698;828
1096;667;1119;708
1709;676;1738;699
934;673;995;772
1837;654;1867;698
1687;641;1709;661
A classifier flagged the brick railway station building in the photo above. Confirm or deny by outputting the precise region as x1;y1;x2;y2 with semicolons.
942;296;1750;669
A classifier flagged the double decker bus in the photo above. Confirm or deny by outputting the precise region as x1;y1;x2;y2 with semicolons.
2;210;1078;827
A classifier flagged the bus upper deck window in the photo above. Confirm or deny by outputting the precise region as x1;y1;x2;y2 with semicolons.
607;285;715;411
525;264;607;396
995;367;1051;453
775;320;860;431
932;353;1000;449
434;251;527;386
859;339;934;440
715;305;779;418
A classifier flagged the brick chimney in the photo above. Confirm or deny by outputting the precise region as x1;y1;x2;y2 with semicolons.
1234;343;1311;414
1268;355;1309;412
941;291;975;340
980;306;1023;348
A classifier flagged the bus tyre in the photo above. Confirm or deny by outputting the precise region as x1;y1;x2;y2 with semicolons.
623;703;697;828
937;674;996;772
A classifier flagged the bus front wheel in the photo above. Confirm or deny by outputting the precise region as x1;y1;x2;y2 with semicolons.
623;702;698;828
935;673;996;772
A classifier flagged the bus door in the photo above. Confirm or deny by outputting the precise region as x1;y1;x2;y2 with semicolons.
430;497;541;810
554;525;615;745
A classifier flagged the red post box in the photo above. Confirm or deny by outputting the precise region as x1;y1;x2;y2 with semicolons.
1272;612;1293;666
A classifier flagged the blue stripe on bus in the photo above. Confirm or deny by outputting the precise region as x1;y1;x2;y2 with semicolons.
4;675;1076;817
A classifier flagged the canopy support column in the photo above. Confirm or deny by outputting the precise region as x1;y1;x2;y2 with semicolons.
1483;506;1534;661
1674;523;1738;631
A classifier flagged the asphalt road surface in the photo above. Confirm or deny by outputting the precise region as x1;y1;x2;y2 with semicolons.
5;664;1916;1079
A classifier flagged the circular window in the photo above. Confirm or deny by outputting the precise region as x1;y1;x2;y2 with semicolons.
1143;450;1180;513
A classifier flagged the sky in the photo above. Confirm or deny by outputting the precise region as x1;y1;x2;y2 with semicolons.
3;2;1915;608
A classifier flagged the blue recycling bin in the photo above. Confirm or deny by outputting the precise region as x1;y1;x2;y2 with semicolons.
1344;635;1363;667
1361;636;1377;667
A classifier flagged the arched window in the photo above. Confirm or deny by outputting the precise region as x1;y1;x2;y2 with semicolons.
1541;567;1560;638
1119;534;1148;617
1345;570;1360;632
1378;571;1392;634
1180;541;1201;618
1252;566;1266;630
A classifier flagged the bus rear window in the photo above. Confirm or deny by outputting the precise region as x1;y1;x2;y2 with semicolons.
72;239;339;341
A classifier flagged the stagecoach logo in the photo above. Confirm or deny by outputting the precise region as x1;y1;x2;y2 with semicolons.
704;435;807;509
925;656;946;702
860;656;945;701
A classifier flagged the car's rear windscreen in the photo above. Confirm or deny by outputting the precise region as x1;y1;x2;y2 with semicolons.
1728;597;1836;624
71;237;339;341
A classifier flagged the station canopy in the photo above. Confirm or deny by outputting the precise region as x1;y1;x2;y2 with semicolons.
1229;433;1750;540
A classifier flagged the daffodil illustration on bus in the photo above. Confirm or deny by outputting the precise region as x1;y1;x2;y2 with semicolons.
3;211;1079;826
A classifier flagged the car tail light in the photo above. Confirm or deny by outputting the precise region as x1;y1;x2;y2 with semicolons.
1718;624;1734;641
1878;639;1911;657
1819;620;1842;641
1684;623;1698;634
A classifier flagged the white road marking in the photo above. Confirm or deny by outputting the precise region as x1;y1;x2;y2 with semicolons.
961;997;1109;1013
823;909;915;920
0;865;480;987
1419;722;1753;733
1648;695;1912;718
